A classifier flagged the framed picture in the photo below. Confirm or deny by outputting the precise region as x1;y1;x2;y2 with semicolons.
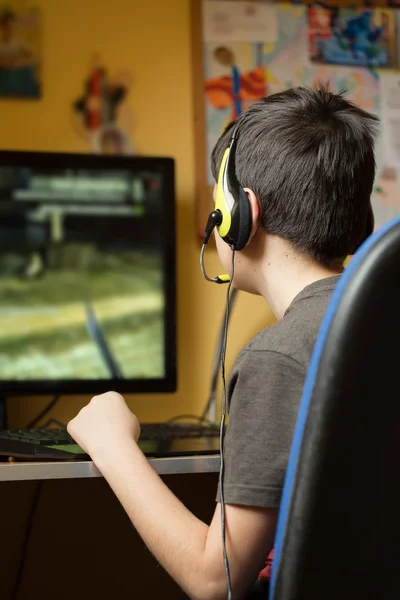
0;4;41;98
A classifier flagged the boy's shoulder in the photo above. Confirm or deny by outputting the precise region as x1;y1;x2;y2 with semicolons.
239;275;340;371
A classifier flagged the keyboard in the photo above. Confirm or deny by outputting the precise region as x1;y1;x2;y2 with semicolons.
0;422;221;461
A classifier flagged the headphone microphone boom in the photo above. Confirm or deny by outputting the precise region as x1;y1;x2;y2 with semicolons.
200;210;231;284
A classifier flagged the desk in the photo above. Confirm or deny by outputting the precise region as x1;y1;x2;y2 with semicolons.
0;454;220;482
0;456;220;599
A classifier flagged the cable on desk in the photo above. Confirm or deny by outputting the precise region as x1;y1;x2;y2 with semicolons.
26;394;61;429
11;480;43;600
166;414;212;425
41;418;66;430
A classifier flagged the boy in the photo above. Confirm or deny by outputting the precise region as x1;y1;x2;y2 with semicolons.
67;84;378;599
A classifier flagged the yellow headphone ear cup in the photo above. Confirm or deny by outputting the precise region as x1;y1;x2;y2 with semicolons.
215;147;232;238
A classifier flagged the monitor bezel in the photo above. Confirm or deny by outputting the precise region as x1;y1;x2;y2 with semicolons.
0;150;177;396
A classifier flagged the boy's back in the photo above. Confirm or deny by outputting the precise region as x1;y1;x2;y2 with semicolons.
219;275;340;509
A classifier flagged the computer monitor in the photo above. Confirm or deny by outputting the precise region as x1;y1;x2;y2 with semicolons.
0;151;176;396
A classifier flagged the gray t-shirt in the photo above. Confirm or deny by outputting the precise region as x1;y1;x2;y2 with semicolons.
217;275;340;508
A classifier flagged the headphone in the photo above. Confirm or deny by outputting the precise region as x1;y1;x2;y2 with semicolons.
213;127;252;251
200;126;252;283
200;124;375;284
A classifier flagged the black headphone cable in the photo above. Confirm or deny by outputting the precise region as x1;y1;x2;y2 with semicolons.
219;246;235;600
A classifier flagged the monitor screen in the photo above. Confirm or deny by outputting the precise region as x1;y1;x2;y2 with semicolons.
0;151;176;395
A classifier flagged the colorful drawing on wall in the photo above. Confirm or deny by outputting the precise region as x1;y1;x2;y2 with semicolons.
203;4;396;230
204;6;383;163
0;4;41;98
307;6;398;68
204;43;267;131
72;55;134;155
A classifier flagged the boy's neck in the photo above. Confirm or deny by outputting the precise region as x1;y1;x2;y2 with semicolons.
257;236;343;320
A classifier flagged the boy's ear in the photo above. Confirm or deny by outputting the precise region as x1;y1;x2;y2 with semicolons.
243;187;261;244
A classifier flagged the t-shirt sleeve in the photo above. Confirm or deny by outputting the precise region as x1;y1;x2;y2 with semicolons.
216;349;306;508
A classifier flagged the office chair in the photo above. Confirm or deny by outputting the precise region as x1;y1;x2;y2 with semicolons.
269;215;400;600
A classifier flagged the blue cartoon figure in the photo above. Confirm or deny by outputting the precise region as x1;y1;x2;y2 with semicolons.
309;7;392;68
334;11;384;62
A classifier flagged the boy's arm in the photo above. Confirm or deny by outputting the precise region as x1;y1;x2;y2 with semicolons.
67;392;277;600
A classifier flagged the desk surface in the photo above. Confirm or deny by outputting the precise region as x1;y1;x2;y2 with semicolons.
0;454;220;482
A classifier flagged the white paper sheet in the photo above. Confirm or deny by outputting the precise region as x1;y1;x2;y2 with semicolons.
380;73;400;169
203;1;278;44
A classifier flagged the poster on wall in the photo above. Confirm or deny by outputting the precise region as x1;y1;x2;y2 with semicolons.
307;6;398;68
204;43;267;128
71;55;135;155
198;2;400;235
0;3;41;98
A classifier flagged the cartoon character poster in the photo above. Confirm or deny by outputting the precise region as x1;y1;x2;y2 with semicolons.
0;3;41;98
307;6;398;68
204;43;267;128
72;55;134;155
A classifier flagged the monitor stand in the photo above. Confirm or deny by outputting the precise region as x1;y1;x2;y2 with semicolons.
0;395;7;429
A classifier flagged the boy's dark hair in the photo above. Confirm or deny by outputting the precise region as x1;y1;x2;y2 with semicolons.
211;84;379;265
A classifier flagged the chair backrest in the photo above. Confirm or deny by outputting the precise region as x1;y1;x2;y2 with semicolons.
269;216;400;600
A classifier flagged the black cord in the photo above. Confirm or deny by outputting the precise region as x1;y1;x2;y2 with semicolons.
201;288;239;422
11;480;43;600
41;418;66;429
26;394;61;429
220;247;235;600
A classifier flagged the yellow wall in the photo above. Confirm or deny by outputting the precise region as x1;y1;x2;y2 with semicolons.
1;0;274;427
